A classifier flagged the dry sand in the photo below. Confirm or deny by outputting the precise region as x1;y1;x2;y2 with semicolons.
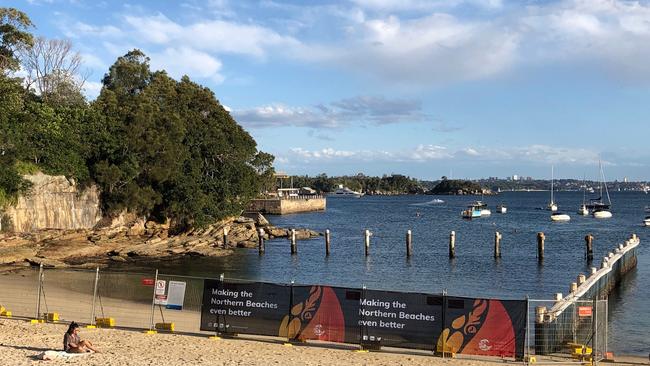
0;317;509;366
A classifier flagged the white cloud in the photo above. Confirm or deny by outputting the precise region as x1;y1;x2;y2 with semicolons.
122;13;299;59
83;81;103;99
277;144;603;165
234;95;425;129
149;47;224;83
62;0;650;87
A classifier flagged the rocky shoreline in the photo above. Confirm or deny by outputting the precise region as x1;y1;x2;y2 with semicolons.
0;213;320;273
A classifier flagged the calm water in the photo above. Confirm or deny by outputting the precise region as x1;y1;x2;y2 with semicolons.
114;192;649;354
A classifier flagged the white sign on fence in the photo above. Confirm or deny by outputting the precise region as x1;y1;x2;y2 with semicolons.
166;281;187;310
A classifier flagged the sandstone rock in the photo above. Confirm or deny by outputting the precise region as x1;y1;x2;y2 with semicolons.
234;217;255;224
3;173;102;233
266;226;288;238
127;219;145;236
26;257;68;268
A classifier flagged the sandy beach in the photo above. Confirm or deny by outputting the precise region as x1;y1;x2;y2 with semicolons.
0;317;512;366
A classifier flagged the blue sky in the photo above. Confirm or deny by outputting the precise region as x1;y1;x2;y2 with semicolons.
7;0;650;180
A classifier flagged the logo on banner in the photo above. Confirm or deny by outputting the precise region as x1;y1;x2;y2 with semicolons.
313;324;325;336
478;339;492;351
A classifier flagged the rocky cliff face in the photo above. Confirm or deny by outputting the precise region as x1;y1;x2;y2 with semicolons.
0;173;101;233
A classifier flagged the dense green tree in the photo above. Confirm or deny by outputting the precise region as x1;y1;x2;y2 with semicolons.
0;7;33;73
91;50;274;229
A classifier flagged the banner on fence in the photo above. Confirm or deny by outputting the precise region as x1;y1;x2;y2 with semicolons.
200;280;291;336
439;297;526;358
200;281;526;358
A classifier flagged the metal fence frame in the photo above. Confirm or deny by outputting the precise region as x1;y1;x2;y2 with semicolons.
526;299;607;365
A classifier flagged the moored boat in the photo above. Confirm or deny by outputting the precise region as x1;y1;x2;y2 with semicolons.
643;216;650;226
590;161;612;219
551;212;571;221
332;184;364;198
496;204;507;213
547;166;558;212
578;204;589;216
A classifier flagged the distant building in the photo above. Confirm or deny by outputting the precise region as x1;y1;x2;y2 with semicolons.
512;175;520;181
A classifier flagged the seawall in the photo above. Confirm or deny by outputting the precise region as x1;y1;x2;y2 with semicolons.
249;196;326;214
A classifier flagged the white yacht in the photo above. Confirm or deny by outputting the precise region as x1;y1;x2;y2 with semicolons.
551;212;571;222
332;184;364;198
643;216;650;227
496;204;507;213
589;161;612;219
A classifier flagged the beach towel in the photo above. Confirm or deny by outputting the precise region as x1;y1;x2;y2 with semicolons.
40;350;93;360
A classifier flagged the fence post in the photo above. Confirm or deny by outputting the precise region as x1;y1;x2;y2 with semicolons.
90;267;99;326
325;229;330;256
406;230;412;257
593;297;598;366
35;263;43;320
449;231;456;259
149;269;159;332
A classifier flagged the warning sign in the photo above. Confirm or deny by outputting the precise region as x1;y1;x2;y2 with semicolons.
578;306;592;317
155;280;166;295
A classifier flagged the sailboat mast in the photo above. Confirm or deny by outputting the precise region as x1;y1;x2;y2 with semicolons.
551;166;554;204
601;161;611;205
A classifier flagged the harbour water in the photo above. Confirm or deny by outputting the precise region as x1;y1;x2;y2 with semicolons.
117;191;649;355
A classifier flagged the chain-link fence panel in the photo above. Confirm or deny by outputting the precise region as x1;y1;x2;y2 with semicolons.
153;273;207;333
0;267;40;319
40;268;96;324
528;299;606;365
94;269;157;330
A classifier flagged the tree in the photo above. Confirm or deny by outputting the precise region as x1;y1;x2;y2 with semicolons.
20;36;86;106
0;7;33;73
91;50;274;229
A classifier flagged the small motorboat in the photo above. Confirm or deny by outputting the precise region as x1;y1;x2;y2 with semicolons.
551;212;571;222
643;216;650;227
496;204;507;213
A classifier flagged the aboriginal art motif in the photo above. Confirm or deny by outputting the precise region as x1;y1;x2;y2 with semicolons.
279;286;345;342
437;299;517;357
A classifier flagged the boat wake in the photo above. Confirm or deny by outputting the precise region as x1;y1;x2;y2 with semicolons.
411;199;445;206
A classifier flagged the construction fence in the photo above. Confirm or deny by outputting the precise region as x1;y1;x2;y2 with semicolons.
0;266;608;364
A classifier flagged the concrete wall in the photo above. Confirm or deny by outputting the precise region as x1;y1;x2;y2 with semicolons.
1;173;102;233
249;197;326;215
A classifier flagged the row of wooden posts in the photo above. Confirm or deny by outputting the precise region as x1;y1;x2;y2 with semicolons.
252;228;596;260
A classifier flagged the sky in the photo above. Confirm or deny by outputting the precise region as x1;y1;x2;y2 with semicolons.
6;0;650;180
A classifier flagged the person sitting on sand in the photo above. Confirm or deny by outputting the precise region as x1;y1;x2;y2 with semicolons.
63;322;99;353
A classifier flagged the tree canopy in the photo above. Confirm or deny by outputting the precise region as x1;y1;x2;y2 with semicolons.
0;9;274;230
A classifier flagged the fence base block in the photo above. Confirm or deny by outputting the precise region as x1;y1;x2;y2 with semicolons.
209;336;221;340
1;310;12;317
283;343;293;347
95;317;115;328
155;322;175;332
144;330;157;334
30;319;45;324
85;325;96;329
524;355;536;364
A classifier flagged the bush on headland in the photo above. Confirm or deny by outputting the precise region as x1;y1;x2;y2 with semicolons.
0;8;274;231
